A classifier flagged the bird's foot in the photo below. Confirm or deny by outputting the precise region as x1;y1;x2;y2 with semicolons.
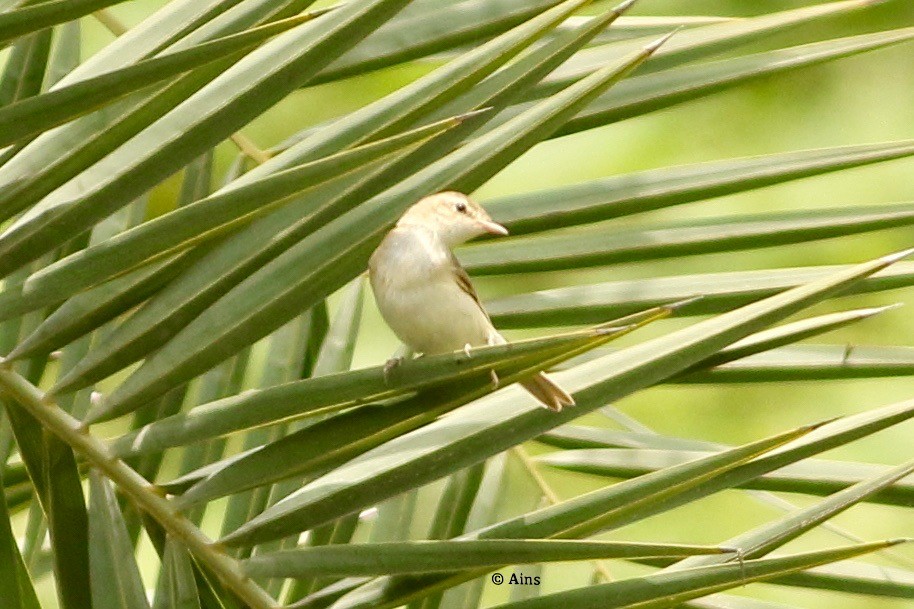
463;343;473;358
489;369;499;389
383;357;404;384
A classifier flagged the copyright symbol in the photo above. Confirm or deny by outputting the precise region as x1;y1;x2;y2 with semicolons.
492;573;504;585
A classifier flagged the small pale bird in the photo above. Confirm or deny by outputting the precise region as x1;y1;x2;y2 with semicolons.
369;191;574;411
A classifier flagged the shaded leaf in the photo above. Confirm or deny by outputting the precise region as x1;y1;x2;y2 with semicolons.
88;471;150;609
3;401;91;609
0;30;52;106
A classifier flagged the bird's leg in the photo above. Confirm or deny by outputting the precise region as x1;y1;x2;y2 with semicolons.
383;344;414;384
483;335;502;388
463;343;473;358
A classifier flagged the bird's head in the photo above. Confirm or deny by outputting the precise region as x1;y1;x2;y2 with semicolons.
398;191;508;247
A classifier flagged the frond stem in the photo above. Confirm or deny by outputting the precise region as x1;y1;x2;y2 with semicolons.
0;367;280;609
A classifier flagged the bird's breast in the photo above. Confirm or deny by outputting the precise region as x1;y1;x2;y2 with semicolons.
369;230;492;354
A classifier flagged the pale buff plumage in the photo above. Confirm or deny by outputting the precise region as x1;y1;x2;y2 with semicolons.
368;191;574;412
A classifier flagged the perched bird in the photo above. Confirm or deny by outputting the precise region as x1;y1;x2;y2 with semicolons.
369;191;574;411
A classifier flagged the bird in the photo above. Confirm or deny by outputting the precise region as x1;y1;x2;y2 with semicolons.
368;191;575;411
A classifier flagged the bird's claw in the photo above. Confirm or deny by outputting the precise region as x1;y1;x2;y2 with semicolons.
842;343;855;364
383;357;404;384
463;343;472;358
490;369;499;389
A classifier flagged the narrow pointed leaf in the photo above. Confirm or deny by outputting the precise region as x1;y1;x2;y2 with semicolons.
589;396;914;532
0;0;314;211
547;14;734;47
541;449;914;507
489;140;914;235
222;0;599;192
44;20;80;90
153;539;202;609
0;31;52;106
311;278;365;377
275;0;630;160
243;540;730;577
553;305;896;374
489;542;904;609
0;1;306;224
4;403;91;609
776;560;914;599
487;261;914;328
88;471;151;609
462;202;914;274
424;1;634;129
680;344;914;383
688;306;897;371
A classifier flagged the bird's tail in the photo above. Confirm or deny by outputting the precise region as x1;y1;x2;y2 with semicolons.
520;372;575;412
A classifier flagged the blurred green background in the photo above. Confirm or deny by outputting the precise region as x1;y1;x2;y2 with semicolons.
30;1;914;607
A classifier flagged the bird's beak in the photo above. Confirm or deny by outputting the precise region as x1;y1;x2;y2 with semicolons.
479;219;509;236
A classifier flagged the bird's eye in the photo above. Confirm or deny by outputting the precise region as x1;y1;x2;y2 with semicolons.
455;202;467;213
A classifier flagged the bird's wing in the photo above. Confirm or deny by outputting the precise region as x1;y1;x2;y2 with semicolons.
448;249;492;322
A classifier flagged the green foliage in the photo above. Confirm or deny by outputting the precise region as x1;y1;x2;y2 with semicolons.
0;2;912;609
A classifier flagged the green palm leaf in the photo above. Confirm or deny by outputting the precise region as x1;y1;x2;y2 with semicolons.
2;3;913;609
